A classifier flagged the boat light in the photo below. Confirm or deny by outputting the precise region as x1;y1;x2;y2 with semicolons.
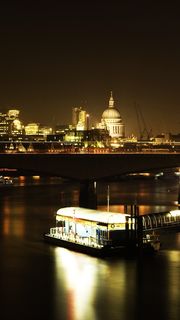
56;207;128;224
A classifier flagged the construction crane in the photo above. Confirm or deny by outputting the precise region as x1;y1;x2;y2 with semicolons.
134;102;153;141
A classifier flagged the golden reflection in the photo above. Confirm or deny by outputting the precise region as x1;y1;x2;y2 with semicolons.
2;197;25;237
54;248;97;320
18;176;26;186
112;205;125;213
167;250;180;319
54;247;136;320
71;190;79;205
3;200;11;216
2;215;25;237
139;205;148;215
32;175;40;180
3;219;10;236
168;250;180;263
99;205;125;213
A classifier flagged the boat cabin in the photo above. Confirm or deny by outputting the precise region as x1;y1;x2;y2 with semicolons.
50;207;136;248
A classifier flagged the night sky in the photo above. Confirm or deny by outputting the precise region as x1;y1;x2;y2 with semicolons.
0;1;180;136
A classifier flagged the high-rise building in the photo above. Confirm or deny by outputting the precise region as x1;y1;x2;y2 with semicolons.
72;107;81;128
72;107;89;130
0;111;9;135
0;108;23;135
76;109;87;130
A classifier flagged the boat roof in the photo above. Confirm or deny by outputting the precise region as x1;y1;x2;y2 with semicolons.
56;207;130;224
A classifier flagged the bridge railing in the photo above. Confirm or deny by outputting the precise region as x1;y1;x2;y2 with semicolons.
142;210;180;230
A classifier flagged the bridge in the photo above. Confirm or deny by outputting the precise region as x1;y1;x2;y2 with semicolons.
142;209;180;231
0;152;179;180
1;152;179;208
127;208;180;249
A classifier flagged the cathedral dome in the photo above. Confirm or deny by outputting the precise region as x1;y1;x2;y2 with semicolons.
102;107;122;120
100;92;125;138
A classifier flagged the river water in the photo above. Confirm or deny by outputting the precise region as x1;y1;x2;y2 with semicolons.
0;176;180;320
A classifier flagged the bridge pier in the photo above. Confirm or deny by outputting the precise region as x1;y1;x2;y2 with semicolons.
79;180;97;209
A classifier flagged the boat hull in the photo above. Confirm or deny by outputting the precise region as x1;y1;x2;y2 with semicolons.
44;234;158;257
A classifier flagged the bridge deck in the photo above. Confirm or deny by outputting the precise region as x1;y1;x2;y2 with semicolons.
0;152;180;180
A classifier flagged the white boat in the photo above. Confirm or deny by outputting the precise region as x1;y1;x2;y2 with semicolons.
44;207;160;256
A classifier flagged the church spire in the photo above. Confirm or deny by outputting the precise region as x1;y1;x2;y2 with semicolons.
109;91;114;108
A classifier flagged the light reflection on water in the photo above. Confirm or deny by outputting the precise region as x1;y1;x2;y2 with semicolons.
53;245;180;320
2;194;25;237
54;248;97;320
99;204;177;215
164;250;180;320
53;247;138;320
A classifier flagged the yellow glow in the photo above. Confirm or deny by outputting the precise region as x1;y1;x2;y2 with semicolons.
53;247;136;320
54;248;97;320
168;250;180;262
19;176;25;180
32;176;40;180
25;123;39;135
3;218;10;235
170;210;180;217
166;250;180;319
18;176;26;186
2;198;25;237
13;119;22;130
56;207;128;224
8;109;20;117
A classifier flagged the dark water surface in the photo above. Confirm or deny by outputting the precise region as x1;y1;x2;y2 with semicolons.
0;177;180;320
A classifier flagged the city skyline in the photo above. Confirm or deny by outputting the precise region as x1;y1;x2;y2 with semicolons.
0;1;180;136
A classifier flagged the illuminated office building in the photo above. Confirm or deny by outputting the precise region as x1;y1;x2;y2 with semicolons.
72;107;89;130
0;111;9;135
25;123;39;135
7;109;20;119
39;126;53;136
76;109;87;130
0;108;23;135
72;107;80;128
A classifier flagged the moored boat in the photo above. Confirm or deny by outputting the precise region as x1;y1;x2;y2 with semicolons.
44;207;160;257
